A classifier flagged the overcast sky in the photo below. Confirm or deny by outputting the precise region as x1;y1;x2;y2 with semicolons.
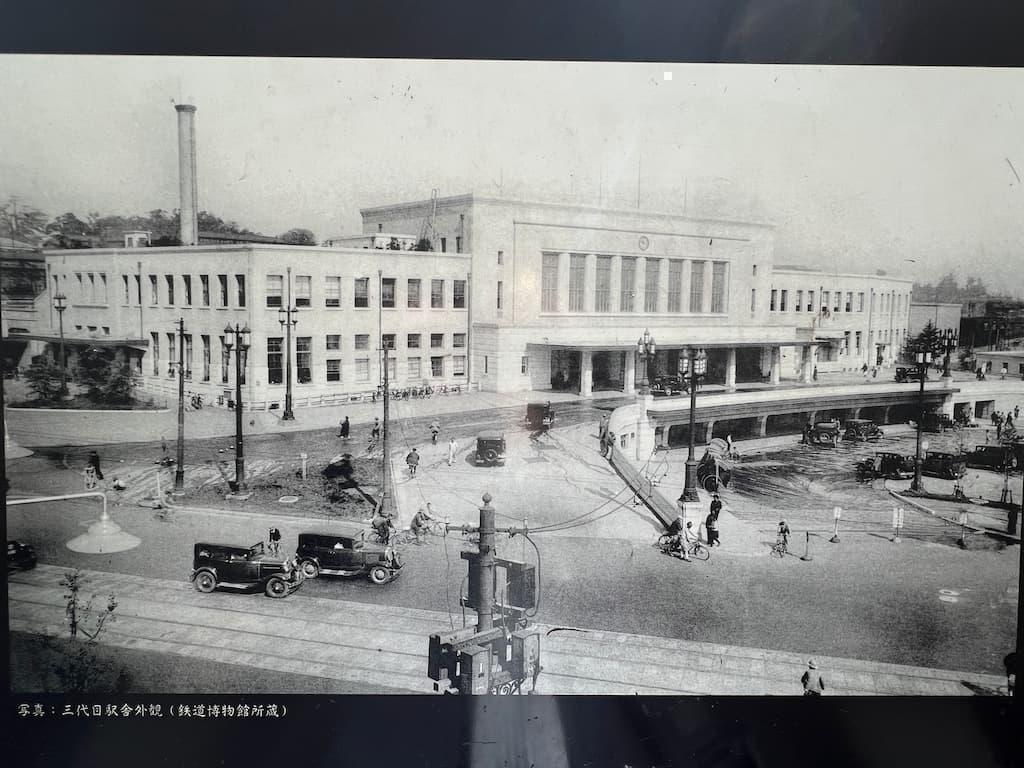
1;57;1021;295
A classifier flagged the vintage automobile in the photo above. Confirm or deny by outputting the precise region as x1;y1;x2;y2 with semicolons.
475;431;507;465
894;367;929;383
296;527;402;584
697;438;735;492
921;451;968;479
190;541;303;598
526;402;554;430
802;420;841;447
965;445;1019;472
920;412;956;433
843;418;884;442
855;452;915;481
7;540;37;571
650;376;687;397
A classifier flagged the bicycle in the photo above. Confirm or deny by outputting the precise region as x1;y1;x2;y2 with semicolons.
770;537;789;558
657;534;710;561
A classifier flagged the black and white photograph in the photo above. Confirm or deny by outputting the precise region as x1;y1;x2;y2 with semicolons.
1;53;1021;716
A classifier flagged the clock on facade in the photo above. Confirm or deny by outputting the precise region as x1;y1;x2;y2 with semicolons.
638;235;650;251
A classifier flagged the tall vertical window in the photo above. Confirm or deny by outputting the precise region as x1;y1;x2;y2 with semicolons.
183;275;192;306
326;334;340;351
455;236;463;253
325;276;340;307
407;279;421;308
711;262;726;313
235;275;246;307
167;333;176;373
151;333;160;374
200;275;210;306
355;359;370;382
845;291;853;313
497;281;503;311
134;275;142;304
440;237;447;252
521;356;529;374
294;276;311;307
833;291;840;313
667;260;682;313
220;337;229;383
267;337;283;384
750;289;757;312
122;275;131;304
354;278;369;308
165;275;175;305
453;279;466;309
381;277;396;308
858;292;865;312
266;275;283;307
568;255;586;312
620;257;637;312
326;359;341;382
595;256;612;312
770;289;778;311
644;258;660;313
807;290;815;312
407;357;421;378
454;356;466;375
98;273;108;303
796;290;803;311
431;279;444;308
201;335;210;381
541;253;559;312
430;356;444;377
497;250;504;265
296;337;311;383
184;334;193;378
779;289;788;312
218;275;228;307
822;291;830;311
855;331;862;353
689;261;705;312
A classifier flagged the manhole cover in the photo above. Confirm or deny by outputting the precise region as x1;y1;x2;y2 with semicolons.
278;496;300;504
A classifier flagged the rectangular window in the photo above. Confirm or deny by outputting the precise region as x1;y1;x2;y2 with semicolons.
381;334;395;350
595;256;612;312
845;291;853;313
354;278;369;308
122;275;130;304
407;279;421;308
796;290;803;311
200;275;210;306
354;334;369;350
201;335;210;381
770;289;778;312
484;356;489;374
644;258;660;313
620;257;637;312
752;264;758;276
568;254;586;312
220;337;229;383
326;334;340;350
440;237;447;253
833;291;841;313
497;281;503;311
407;357;421;378
167;333;176;374
431;279;444;308
750;289;757;312
453;355;466;376
453;279;466;309
134;275;142;305
218;274;228;307
355;359;370;382
855;331;862;353
779;289;788;313
326;359;341;382
542;252;559;312
184;334;193;379
822;291;830;312
407;333;421;349
296;337;311;383
689;261;705;312
321;276;340;308
667;260;682;313
858;292;865;312
807;290;815;312
183;275;192;306
98;273;107;303
267;337;283;384
521;356;529;375
266;274;283;308
431;333;444;349
295;275;311;308
453;333;466;348
165;275;175;305
497;250;504;265
843;331;851;355
86;273;95;303
381;277;396;308
151;333;160;374
711;262;726;313
430;356;444;377
236;275;246;307
455;236;463;253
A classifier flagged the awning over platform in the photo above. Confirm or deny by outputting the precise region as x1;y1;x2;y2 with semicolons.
4;333;149;349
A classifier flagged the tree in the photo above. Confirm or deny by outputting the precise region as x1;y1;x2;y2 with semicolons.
903;320;944;360
414;238;433;251
279;228;317;245
74;347;137;404
0;198;49;244
24;355;64;402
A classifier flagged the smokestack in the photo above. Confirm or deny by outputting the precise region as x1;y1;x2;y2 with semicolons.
175;104;199;246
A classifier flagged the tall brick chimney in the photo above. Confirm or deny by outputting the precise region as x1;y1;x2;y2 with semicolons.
175;104;199;246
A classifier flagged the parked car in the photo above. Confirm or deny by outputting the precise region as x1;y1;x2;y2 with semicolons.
803;420;841;447
697;438;735;492
920;412;956;433
895;367;928;383
965;445;1019;472
7;540;37;571
190;541;303;598
475;431;507;465
856;452;915;481
526;402;554;430
651;376;687;397
296;527;402;584
921;451;967;479
843;418;884;442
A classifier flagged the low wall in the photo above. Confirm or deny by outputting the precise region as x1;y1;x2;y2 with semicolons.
7;406;173;448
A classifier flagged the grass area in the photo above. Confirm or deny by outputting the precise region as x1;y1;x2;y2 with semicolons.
8;395;164;410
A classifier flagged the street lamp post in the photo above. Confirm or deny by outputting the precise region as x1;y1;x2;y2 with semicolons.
53;293;68;397
223;323;250;490
679;347;708;503
278;303;298;421
910;350;932;493
940;327;958;380
635;329;656;396
172;317;186;491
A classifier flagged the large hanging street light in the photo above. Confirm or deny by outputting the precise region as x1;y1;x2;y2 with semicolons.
278;304;299;421
223;323;251;490
940;327;959;380
678;347;708;503
53;292;69;397
636;329;656;396
910;349;932;493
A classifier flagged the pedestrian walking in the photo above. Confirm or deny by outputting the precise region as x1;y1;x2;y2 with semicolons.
812;366;818;381
370;418;381;445
87;450;104;481
1004;651;1016;697
601;431;615;458
598;414;610;442
268;527;282;556
871;367;878;378
339;416;350;439
447;437;458;466
405;447;420;477
1001;363;1008;380
705;511;719;547
1014;405;1020;420
801;660;825;696
430;420;441;444
710;493;723;520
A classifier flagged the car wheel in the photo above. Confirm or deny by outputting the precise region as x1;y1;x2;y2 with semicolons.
369;565;390;585
265;577;289;598
194;571;217;593
484;448;498;464
702;476;719;493
495;682;515;695
300;560;319;579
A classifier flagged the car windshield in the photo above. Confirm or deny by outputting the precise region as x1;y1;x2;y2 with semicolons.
248;542;265;558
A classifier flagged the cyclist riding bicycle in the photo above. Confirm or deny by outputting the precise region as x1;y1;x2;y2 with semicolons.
411;504;437;541
777;520;791;549
371;511;396;544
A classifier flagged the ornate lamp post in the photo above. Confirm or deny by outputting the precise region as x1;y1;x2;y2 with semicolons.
53;292;68;397
168;317;186;491
278;304;298;421
910;349;932;493
635;329;656;395
678;347;708;503
940;327;958;380
223;323;250;490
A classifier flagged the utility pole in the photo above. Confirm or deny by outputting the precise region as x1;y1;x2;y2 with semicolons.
53;293;68;397
279;267;297;420
174;317;186;491
381;339;392;516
